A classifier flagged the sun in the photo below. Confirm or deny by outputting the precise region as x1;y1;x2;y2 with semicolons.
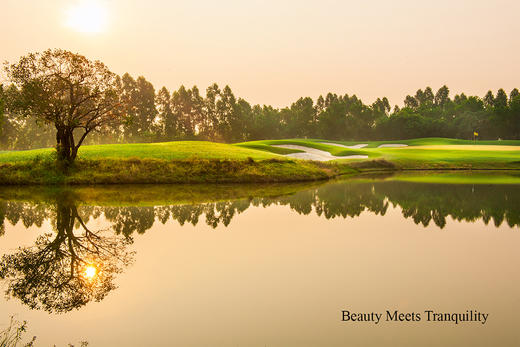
66;0;108;34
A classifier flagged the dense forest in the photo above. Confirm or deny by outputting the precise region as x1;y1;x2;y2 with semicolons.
1;74;519;150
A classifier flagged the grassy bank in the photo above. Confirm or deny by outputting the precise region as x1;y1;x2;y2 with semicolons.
1;138;519;185
0;141;346;185
0;157;344;185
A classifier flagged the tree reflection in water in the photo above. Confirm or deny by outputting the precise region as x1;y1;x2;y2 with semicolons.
0;179;519;312
0;181;519;238
0;194;134;313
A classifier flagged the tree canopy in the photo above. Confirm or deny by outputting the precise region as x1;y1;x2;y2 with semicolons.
4;49;122;162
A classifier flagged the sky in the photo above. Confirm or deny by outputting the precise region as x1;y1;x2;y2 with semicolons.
2;0;520;107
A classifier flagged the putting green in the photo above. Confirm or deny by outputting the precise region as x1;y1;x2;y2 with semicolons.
409;145;520;151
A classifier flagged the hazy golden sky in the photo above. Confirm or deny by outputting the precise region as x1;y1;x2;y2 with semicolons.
2;0;520;107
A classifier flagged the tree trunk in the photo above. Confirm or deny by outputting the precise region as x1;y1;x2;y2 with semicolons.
56;127;74;163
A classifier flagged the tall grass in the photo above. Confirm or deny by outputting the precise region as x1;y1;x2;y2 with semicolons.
0;317;35;347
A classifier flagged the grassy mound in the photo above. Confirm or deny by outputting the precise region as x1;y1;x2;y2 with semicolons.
0;141;279;163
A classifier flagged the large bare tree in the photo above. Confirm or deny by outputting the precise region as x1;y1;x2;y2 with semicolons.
4;49;122;163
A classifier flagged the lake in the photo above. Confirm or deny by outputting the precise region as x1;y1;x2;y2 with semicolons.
1;174;519;346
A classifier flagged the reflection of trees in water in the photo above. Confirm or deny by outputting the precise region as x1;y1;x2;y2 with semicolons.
0;195;133;313
155;200;251;229
265;182;389;219
0;182;519;240
104;206;155;236
375;183;520;229
0;202;48;235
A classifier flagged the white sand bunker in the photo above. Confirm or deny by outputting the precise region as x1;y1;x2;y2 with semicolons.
321;142;368;149
272;145;368;161
377;144;408;148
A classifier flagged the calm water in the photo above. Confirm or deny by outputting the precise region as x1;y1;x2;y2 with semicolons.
0;176;519;346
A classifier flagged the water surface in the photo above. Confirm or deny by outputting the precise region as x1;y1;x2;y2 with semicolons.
0;176;519;346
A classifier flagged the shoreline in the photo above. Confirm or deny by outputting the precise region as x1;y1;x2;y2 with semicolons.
1;157;520;186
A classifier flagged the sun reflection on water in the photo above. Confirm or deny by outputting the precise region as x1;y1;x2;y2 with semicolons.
83;265;97;281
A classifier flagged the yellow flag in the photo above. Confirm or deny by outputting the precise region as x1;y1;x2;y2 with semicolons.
474;132;479;136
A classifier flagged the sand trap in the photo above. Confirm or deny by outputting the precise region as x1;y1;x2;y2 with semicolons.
272;145;368;161
377;144;408;148
321;142;368;149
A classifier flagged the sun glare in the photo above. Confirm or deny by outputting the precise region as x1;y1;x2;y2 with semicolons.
83;265;97;280
66;0;108;34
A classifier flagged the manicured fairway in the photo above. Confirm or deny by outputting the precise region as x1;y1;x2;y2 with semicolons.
0;141;279;163
2;137;519;164
237;137;520;169
318;137;520;148
409;145;520;151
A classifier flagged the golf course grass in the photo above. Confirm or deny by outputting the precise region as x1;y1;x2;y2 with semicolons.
383;171;520;184
0;141;346;185
237;137;520;170
0;141;280;163
0;137;519;185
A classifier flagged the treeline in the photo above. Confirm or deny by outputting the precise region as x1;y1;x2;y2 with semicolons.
1;75;519;150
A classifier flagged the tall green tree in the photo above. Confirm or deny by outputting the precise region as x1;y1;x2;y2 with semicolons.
171;85;202;138
286;97;316;138
483;90;495;109
494;88;508;110
121;75;157;142
4;49;122;163
404;95;419;109
156;86;178;140
434;85;450;107
216;85;241;142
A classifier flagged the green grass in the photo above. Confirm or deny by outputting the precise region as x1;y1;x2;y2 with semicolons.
0;141;352;185
370;147;520;169
387;171;520;184
238;138;520;170
0;157;344;185
0;141;279;163
1;137;520;185
315;137;520;148
232;143;304;155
